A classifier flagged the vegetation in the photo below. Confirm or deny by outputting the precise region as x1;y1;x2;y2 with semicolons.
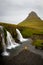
18;11;43;48
33;39;43;49
18;11;43;34
19;11;43;30
0;11;43;49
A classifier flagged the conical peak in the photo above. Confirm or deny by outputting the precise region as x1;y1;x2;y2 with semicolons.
27;11;41;20
29;11;38;16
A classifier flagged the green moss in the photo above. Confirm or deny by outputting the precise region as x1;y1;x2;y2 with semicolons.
21;28;33;37
33;39;43;47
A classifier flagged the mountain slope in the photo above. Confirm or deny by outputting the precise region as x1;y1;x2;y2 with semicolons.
18;11;43;29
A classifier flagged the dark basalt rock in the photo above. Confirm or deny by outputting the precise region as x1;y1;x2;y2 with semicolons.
0;50;43;65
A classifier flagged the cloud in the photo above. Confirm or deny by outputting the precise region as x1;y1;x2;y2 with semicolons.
0;0;43;24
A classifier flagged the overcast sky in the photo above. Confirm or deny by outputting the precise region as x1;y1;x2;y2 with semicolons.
0;0;43;24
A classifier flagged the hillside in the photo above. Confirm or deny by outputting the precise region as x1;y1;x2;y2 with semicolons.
0;11;43;38
0;22;29;40
19;11;43;29
0;12;43;52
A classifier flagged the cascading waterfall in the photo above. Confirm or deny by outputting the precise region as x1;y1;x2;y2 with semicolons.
6;31;20;49
0;26;29;56
0;26;9;56
16;29;28;42
1;33;9;56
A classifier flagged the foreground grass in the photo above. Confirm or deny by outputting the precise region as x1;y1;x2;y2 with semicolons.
33;39;43;46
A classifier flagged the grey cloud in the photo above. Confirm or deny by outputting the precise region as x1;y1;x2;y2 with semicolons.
0;0;43;24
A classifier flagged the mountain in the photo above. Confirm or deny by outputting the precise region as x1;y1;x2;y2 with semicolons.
0;11;43;38
18;11;43;29
26;11;41;21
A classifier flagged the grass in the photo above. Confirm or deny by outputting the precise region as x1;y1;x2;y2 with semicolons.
19;11;43;30
33;39;43;47
0;22;43;40
0;11;43;48
18;12;43;36
19;20;43;29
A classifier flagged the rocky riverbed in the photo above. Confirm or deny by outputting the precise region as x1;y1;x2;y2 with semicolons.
0;39;43;65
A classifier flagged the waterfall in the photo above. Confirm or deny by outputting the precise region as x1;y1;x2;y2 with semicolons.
16;29;28;42
0;26;9;56
6;31;20;49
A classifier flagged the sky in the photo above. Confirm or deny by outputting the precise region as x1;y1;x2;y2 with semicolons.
0;0;43;24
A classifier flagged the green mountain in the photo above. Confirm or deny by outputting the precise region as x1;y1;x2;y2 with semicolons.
0;12;43;49
19;11;43;29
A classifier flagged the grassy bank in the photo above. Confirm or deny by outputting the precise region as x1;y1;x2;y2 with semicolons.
0;22;43;49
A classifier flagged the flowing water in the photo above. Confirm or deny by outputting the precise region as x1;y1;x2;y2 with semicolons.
16;29;28;42
0;26;9;56
6;31;20;50
0;26;43;65
0;26;20;56
0;26;43;58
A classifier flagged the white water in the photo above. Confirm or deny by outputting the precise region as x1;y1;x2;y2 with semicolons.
0;26;28;56
16;29;29;42
6;31;20;49
0;26;9;56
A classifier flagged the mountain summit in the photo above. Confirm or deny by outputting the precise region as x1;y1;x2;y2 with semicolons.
18;11;43;29
26;11;41;21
